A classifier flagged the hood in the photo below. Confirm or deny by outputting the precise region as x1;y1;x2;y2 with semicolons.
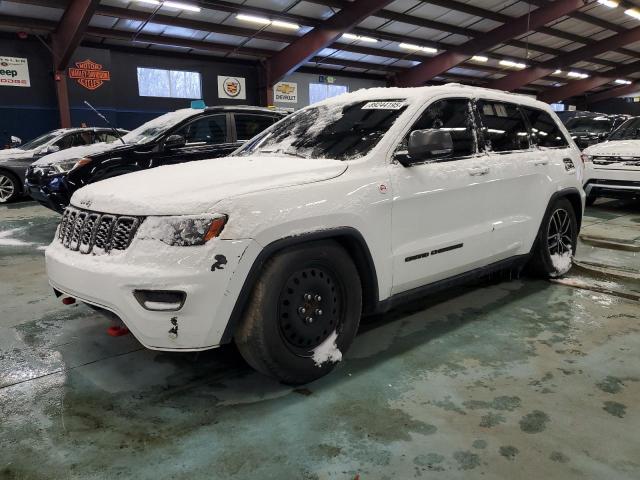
71;156;348;215
0;148;35;161
32;141;121;166
583;140;640;157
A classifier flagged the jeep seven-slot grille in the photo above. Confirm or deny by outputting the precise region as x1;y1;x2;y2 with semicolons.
58;207;143;254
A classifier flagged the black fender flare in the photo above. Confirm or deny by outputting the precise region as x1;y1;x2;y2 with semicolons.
219;227;379;344
529;187;583;255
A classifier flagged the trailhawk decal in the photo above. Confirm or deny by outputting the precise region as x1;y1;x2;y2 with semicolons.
405;243;464;262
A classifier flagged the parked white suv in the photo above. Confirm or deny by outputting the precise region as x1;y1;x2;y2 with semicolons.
45;85;584;384
583;116;640;205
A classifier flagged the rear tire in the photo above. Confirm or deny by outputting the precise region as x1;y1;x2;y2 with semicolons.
0;171;20;204
235;240;362;385
527;198;578;278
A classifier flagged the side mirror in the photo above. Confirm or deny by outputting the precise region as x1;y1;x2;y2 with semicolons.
398;129;453;166
39;144;60;155
10;136;22;147
164;134;186;150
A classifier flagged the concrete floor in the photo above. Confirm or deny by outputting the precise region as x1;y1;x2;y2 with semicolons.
0;199;639;480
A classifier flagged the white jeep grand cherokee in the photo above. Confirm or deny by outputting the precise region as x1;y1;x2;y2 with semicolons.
583;116;640;205
46;85;585;384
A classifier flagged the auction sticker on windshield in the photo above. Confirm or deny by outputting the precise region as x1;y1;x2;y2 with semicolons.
362;101;406;110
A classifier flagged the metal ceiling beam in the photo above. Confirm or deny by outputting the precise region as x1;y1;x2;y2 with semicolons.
395;0;587;87
583;82;640;105
51;0;100;71
487;24;640;91
264;0;394;86
538;60;640;103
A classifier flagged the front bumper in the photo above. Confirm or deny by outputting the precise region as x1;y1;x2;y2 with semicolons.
583;167;640;197
25;173;70;213
46;234;259;351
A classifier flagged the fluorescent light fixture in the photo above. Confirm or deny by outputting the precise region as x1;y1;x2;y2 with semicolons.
597;0;619;7
236;14;271;25
615;79;632;84
499;59;526;69
137;0;200;11
471;55;488;62
399;42;437;54
625;8;640;19
271;20;300;30
567;71;589;79
343;33;378;43
553;69;562;75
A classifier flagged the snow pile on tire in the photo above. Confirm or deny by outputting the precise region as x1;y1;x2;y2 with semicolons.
550;251;572;277
312;330;342;367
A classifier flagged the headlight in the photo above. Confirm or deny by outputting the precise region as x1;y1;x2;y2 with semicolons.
140;215;228;246
53;157;92;173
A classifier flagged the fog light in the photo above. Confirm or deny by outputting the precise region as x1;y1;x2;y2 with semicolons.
133;290;186;311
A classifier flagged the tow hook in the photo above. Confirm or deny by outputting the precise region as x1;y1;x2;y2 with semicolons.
62;297;76;305
168;317;179;339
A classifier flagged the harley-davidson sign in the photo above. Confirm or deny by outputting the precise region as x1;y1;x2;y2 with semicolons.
68;59;111;90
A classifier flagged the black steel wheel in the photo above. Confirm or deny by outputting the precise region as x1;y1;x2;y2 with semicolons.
235;240;362;385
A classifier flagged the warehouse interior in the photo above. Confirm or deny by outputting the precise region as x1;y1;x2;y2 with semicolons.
0;1;639;479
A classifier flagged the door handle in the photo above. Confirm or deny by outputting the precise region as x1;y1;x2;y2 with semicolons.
469;166;489;176
533;160;549;166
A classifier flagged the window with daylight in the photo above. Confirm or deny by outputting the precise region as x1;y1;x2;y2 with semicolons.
309;83;349;104
137;67;202;99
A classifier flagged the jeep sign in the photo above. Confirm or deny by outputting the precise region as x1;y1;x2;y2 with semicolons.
0;56;30;87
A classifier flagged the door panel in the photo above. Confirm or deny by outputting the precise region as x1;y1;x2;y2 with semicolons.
159;114;230;165
390;98;496;294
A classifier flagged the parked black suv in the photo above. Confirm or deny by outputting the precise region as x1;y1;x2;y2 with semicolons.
565;114;629;150
0;127;127;204
26;106;288;212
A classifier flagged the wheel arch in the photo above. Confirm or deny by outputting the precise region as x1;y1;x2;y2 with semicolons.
555;187;583;231
220;227;379;344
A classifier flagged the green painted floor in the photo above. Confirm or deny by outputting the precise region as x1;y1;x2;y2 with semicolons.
0;199;639;480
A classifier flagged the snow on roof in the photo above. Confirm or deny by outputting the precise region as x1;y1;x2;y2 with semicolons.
313;84;554;112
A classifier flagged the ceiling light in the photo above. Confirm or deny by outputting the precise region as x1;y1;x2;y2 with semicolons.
399;42;437;53
615;79;632;84
471;55;488;62
343;33;378;43
271;20;300;30
625;8;640;19
499;59;526;69
236;14;271;25
567;71;589;79
597;0;619;7
553;69;562;75
136;0;200;12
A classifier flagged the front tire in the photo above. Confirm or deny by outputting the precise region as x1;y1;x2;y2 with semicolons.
235;240;362;385
527;198;578;278
0;171;20;204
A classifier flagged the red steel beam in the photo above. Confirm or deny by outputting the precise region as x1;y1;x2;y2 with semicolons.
395;0;586;88
487;24;640;91
538;60;640;103
264;0;394;86
584;83;640;105
51;0;100;70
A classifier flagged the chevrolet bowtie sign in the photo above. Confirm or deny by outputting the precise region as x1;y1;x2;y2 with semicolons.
274;81;298;103
69;59;111;90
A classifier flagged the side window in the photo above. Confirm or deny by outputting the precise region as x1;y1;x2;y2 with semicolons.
235;114;276;141
174;115;227;145
477;101;530;152
95;132;120;143
397;98;477;159
522;108;569;148
55;133;91;149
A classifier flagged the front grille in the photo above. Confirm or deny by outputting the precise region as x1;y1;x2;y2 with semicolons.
592;156;640;167
58;206;143;254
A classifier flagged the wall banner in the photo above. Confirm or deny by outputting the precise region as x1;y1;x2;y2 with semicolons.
274;81;298;103
0;56;30;87
218;76;246;100
68;59;111;90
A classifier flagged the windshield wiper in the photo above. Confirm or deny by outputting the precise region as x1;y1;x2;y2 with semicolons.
256;148;308;159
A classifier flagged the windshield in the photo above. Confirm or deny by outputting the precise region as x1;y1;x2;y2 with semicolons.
608;117;640;140
236;99;408;160
566;116;612;133
121;109;197;145
19;132;60;150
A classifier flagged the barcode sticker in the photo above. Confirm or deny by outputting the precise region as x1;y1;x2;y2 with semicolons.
362;101;407;110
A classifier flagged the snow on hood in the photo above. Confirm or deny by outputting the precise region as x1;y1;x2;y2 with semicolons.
32;142;116;166
583;140;640;157
0;147;35;161
71;156;348;215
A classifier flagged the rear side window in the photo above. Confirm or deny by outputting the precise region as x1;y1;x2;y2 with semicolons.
522;108;569;148
55;132;92;149
235;114;276;141
397;98;477;158
175;114;227;145
477;101;530;152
